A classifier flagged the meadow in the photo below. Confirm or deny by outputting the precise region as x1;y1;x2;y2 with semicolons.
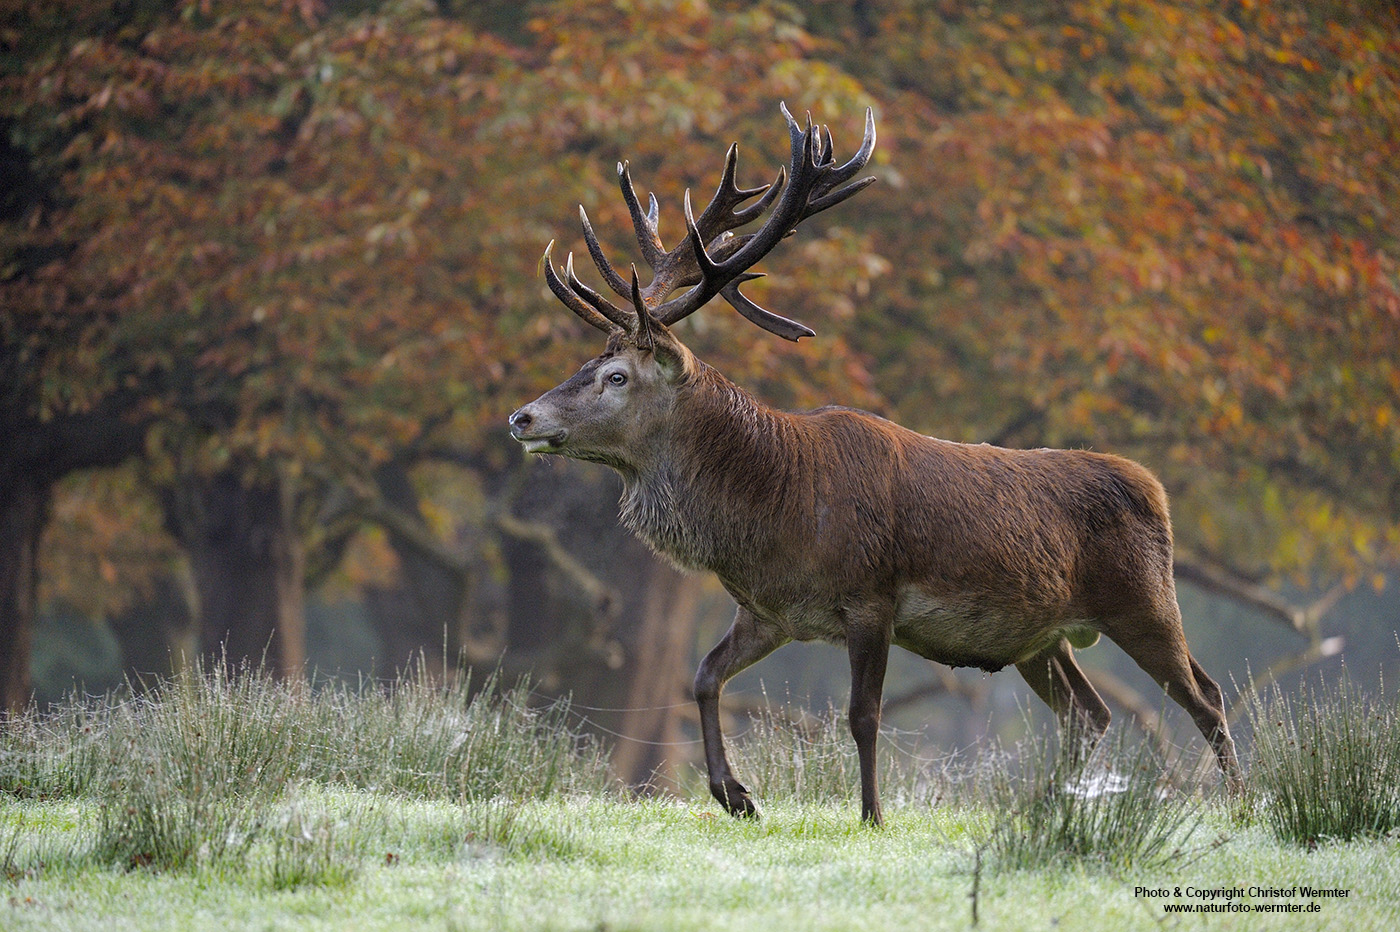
2;666;1397;931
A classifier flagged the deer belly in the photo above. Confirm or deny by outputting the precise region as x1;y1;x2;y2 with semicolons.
774;604;850;644
892;587;1082;672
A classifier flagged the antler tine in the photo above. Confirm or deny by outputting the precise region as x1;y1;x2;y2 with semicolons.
720;280;816;342
565;251;635;330
807;174;879;216
728;165;785;229
780;101;813;165
618;161;667;270
818;125;835;167
578;205;632;299
691;143;773;245
542;241;623;334
681;188;723;282
713;109;820;273
624;151;780;314
816;107;878;194
646;103;876;332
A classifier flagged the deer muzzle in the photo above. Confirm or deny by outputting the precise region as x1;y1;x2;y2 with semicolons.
508;406;568;454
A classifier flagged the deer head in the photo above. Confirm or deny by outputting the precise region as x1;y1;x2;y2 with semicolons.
509;104;877;469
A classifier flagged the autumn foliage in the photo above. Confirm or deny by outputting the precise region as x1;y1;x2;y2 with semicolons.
2;0;1397;707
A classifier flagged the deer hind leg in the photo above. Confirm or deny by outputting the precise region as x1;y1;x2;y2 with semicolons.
1016;638;1112;743
694;606;788;818
1105;605;1243;791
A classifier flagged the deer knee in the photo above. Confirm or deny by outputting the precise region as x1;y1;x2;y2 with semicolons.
848;701;881;745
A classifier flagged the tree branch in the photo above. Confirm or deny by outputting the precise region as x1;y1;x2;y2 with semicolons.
1172;556;1342;636
354;491;470;573
1225;636;1346;726
491;511;619;620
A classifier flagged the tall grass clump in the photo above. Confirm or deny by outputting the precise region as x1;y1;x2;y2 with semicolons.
262;788;376;891
89;664;311;870
0;660;612;875
974;726;1209;873
292;666;611;800
1243;674;1400;846
0;695;122;800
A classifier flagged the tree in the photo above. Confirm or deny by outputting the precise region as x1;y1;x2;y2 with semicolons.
4;0;534;684
800;0;1400;584
3;0;882;718
9;0;1395;769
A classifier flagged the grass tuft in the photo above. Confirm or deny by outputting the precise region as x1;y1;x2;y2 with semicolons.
263;788;368;891
0;660;612;877
1243;673;1400;846
461;797;584;861
720;703;950;811
973;725;1211;874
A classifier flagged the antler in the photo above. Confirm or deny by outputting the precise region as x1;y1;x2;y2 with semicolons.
542;104;877;342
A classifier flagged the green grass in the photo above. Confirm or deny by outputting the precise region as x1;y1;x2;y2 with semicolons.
3;794;1398;931
974;724;1213;874
1243;674;1400;846
2;668;1398;930
1;661;610;805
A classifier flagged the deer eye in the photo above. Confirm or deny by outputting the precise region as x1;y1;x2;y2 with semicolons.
607;372;628;386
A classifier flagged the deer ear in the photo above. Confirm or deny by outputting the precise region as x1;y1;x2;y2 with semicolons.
638;310;693;382
650;328;693;383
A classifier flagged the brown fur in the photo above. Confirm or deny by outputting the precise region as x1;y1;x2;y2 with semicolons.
511;325;1242;824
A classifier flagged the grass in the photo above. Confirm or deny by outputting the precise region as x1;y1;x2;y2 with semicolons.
4;794;1397;931
2;667;1398;930
1;661;608;878
1243;673;1400;846
974;724;1214;873
2;661;609;805
720;700;951;809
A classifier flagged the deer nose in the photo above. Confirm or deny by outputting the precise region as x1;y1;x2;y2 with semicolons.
508;408;533;434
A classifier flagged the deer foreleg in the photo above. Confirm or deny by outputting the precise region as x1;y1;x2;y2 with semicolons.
694;606;788;817
846;608;892;826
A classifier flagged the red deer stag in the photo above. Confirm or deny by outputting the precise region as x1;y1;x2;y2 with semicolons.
509;105;1242;824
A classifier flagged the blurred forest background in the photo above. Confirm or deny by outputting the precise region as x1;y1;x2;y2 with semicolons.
3;0;1398;788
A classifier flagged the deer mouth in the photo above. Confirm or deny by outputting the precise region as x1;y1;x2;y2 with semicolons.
516;430;568;454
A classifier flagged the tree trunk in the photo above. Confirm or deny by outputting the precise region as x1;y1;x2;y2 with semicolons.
608;563;705;788
0;471;51;714
165;470;306;678
490;459;709;786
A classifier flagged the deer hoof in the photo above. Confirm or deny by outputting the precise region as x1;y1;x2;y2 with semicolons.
713;780;759;818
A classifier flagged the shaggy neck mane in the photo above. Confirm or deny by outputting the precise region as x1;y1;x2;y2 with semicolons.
619;363;800;573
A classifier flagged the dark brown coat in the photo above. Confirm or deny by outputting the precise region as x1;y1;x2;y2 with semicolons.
513;338;1241;824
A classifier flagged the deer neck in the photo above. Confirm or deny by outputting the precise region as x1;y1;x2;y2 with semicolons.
618;364;796;575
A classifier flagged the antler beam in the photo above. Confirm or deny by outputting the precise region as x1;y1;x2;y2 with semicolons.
542;104;877;341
